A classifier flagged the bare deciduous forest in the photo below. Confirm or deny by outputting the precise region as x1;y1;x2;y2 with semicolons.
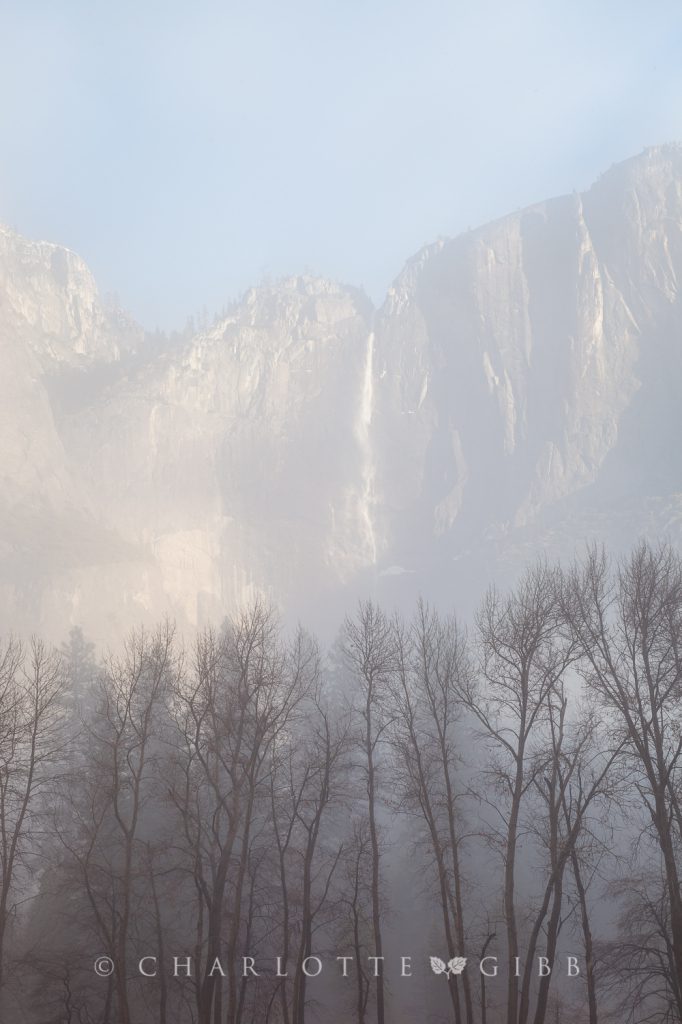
1;542;681;1024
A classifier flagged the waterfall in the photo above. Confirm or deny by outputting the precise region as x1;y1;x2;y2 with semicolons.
357;330;377;564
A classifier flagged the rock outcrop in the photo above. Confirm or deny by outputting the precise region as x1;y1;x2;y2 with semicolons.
3;146;682;641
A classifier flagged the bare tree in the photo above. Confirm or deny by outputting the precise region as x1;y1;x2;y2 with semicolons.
53;622;176;1024
390;603;474;1024
458;564;574;1024
291;699;347;1024
168;603;315;1024
523;686;620;1024
268;685;348;1024
597;874;681;1023
0;637;64;996
342;601;395;1024
337;819;373;1024
565;543;682;1020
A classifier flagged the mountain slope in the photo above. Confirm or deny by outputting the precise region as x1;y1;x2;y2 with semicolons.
2;146;682;640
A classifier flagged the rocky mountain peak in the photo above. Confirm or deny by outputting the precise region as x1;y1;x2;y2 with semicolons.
2;147;682;641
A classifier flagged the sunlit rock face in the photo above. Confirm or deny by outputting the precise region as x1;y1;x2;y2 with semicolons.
371;145;682;610
0;224;140;371
3;146;682;642
61;277;376;633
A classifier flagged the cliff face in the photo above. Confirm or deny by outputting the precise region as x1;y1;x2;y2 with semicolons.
371;146;682;593
3;146;682;641
61;278;376;631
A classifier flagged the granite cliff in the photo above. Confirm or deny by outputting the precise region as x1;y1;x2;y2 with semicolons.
3;146;682;640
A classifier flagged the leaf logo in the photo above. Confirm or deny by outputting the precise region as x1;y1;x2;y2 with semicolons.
448;957;467;975
430;957;447;975
430;956;467;977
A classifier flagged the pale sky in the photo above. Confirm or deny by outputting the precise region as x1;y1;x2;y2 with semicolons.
1;0;681;330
